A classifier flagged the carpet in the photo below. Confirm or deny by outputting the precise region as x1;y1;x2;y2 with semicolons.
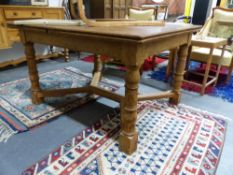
22;100;227;175
0;67;121;143
150;61;233;103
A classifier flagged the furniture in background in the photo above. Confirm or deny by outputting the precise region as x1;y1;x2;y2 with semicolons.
89;0;133;19
0;5;67;68
112;6;157;74
189;7;233;85
69;0;91;19
141;3;168;20
126;6;159;72
165;7;233;93
126;7;155;20
9;21;200;155
184;36;228;95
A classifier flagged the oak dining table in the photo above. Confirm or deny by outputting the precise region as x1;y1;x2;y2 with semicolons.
9;22;200;155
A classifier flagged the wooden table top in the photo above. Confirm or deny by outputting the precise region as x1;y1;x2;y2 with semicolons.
9;22;201;41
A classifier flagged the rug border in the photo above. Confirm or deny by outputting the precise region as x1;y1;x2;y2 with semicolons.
22;100;228;175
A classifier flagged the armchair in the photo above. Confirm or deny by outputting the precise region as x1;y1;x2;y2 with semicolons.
190;7;233;83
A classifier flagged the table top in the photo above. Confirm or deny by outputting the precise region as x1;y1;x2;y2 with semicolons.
191;35;227;48
8;22;201;41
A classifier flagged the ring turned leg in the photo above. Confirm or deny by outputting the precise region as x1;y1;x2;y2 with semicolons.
166;48;177;80
119;65;140;155
91;54;103;86
64;48;69;62
25;42;44;104
169;44;189;105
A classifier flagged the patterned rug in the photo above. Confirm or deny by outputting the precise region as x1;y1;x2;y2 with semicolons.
22;100;227;175
0;67;121;143
150;61;233;103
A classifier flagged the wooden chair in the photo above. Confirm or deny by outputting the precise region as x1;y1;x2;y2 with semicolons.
190;7;233;83
126;7;161;72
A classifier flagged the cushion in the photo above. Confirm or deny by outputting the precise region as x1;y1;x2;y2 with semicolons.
128;9;154;21
208;9;233;51
191;47;232;67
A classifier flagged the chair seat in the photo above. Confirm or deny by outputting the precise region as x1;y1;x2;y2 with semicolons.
191;47;232;67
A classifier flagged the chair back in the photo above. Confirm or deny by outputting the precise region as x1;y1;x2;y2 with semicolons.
69;0;89;19
208;7;233;51
126;7;155;21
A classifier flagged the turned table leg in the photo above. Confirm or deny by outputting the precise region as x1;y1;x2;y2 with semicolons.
25;42;44;104
169;44;189;105
166;48;177;80
91;54;103;87
119;65;140;155
64;48;69;62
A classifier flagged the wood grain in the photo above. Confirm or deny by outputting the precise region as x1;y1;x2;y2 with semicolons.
11;22;200;154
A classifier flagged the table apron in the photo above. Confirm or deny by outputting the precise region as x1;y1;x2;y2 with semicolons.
20;28;192;66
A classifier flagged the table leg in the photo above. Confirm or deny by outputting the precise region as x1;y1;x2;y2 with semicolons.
169;44;189;104
91;54;103;87
186;45;193;70
119;65;140;155
64;48;69;62
166;48;177;80
201;48;214;95
24;42;44;104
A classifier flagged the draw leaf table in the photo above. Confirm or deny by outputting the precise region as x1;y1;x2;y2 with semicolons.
9;22;200;155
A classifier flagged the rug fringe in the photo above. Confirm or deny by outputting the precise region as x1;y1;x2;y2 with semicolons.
0;121;18;143
180;103;232;122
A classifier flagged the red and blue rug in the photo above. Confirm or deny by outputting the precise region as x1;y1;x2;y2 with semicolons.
22;100;227;175
81;55;166;71
0;67;121;143
150;61;233;103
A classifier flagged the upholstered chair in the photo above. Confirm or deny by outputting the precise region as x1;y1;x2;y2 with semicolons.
190;7;233;83
125;7;157;73
125;7;155;21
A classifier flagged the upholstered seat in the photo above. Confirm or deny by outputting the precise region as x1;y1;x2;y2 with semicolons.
191;47;232;67
191;7;233;83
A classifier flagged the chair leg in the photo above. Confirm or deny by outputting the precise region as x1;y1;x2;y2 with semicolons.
226;56;233;83
214;45;226;86
201;48;214;95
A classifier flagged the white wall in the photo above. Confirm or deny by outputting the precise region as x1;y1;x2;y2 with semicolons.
48;0;62;7
208;0;218;17
190;0;196;17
